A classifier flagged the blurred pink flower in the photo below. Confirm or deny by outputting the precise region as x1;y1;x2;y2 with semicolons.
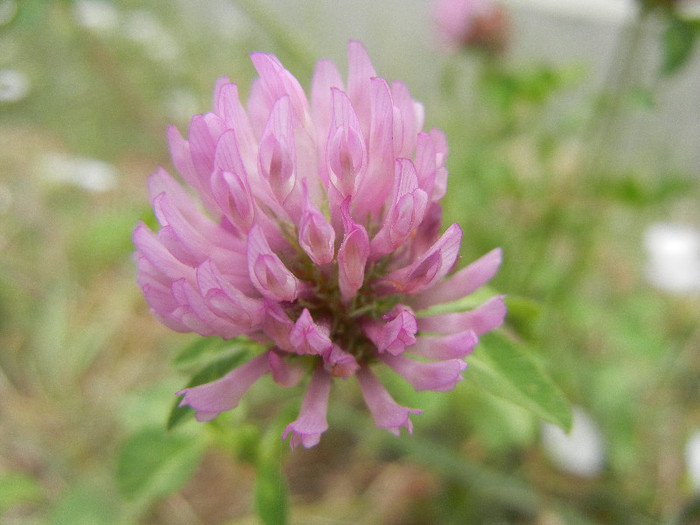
133;41;505;449
432;0;510;54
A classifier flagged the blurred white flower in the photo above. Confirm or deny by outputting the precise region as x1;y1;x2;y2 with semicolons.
0;0;17;26
686;429;700;492
73;0;119;33
644;222;700;294
163;88;200;124
541;406;606;477
122;10;180;63
0;68;29;103
39;152;117;193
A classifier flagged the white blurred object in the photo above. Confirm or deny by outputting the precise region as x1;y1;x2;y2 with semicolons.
73;0;119;33
644;223;700;294
123;10;181;63
0;68;29;103
39;152;118;193
164;89;200;124
686;429;700;492
541;406;606;477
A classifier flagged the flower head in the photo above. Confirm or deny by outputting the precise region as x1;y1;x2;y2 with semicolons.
133;41;505;449
432;0;510;54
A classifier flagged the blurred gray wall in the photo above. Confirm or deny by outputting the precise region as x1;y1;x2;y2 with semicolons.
177;0;699;176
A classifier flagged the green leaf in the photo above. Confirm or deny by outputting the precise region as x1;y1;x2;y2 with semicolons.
49;485;116;525
172;336;234;370
167;348;256;430
13;0;47;28
503;296;542;340
252;404;296;525
0;471;43;513
468;331;572;431
116;427;205;502
661;16;700;76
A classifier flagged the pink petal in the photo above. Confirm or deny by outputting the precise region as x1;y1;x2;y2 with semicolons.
311;59;344;187
247;225;304;302
261;301;295;352
289;309;333;356
417;295;507;335
250;52;311;130
337;198;370;302
213;128;248;180
196;259;265;330
282;367;332;450
211;168;256;234
153;192;226;264
213;80;257;156
380;353;467;392
147;168;201;225
363;304;417;356
414;129;449;202
391;81;420;158
409;202;443;260
258;97;300;218
133;222;193;282
167;125;200;197
411;248;503;310
346;40;376;134
298;183;335;265
321;344;359;378
409;330;479;360
177;351;271;421
375;223;462;295
269;351;304;387
135;253;190;332
188;113;227;184
370;159;428;258
429;129;449;201
356;366;422;436
326;88;367;198
214;126;280;220
171;278;244;339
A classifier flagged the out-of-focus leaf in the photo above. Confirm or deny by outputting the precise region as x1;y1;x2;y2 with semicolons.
0;471;43;513
468;331;572;431
661;16;700;76
628;86;657;109
595;172;694;207
253;416;292;525
49;485;116;525
254;458;288;525
167;348;255;430
72;208;139;272
504;295;542;340
116;427;205;502
13;0;47;28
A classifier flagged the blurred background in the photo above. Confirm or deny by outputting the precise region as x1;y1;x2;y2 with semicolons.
1;0;699;523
